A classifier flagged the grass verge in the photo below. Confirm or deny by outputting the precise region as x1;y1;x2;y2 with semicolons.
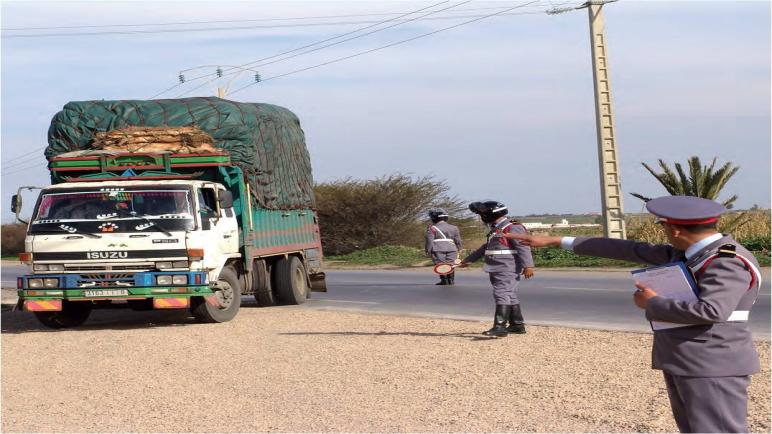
327;245;770;269
327;245;428;267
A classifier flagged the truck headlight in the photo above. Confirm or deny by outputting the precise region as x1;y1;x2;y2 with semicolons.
28;279;43;288
43;278;59;288
155;262;172;270
156;275;172;285
172;260;188;268
172;275;188;285
34;264;49;271
48;264;65;271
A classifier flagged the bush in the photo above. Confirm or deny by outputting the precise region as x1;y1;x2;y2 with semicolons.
315;174;472;255
531;247;639;268
1;224;27;256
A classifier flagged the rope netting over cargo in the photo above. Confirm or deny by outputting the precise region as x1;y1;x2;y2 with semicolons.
46;97;315;210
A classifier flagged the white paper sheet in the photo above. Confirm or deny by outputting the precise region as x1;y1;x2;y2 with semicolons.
631;262;698;331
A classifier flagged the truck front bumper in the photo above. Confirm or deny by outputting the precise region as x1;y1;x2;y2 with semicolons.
18;285;213;311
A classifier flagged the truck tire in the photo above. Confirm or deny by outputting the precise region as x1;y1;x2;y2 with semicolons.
33;301;92;329
273;256;308;305
191;265;241;323
253;259;276;307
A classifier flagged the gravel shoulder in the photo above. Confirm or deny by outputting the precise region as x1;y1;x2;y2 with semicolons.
2;306;769;433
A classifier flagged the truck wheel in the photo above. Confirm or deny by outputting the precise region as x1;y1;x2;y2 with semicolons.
273;256;308;305
253;259;276;307
191;265;241;323
33;301;92;329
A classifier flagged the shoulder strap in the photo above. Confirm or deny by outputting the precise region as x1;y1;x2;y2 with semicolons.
431;225;448;239
694;244;761;290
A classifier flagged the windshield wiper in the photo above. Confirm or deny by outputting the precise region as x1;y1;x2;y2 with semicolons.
107;210;173;237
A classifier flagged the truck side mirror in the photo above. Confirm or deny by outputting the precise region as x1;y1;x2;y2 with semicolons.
218;191;233;208
11;195;20;214
13;186;41;225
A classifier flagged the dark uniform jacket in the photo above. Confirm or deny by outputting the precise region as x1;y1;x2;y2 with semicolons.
465;219;534;273
572;235;761;377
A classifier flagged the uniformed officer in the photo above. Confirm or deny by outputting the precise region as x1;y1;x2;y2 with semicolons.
502;195;762;433
425;208;462;285
459;200;535;336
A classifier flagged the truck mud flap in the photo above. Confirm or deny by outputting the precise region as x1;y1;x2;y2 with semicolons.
309;272;327;292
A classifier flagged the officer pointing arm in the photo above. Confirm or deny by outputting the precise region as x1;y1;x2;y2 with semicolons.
501;196;761;433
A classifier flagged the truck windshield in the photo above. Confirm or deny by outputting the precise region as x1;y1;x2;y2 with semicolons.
29;188;194;234
35;190;192;221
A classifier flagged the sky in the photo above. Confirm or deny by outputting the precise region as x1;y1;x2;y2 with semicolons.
1;0;770;222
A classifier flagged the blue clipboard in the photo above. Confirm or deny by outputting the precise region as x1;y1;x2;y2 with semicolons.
631;261;699;331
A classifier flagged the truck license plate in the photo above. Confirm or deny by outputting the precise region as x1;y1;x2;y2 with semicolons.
84;289;129;297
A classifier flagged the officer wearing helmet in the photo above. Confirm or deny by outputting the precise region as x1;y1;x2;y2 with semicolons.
501;196;762;432
459;200;535;337
425;208;462;285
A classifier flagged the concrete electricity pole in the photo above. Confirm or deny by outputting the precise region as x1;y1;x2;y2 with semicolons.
550;0;626;239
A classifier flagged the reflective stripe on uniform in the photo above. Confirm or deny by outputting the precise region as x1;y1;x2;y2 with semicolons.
485;249;516;255
433;239;455;243
431;225;448;240
727;310;749;322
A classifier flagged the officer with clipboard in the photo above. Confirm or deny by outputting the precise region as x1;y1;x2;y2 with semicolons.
501;195;762;433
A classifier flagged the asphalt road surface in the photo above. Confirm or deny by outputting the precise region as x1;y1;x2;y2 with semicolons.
3;264;770;338
311;269;771;338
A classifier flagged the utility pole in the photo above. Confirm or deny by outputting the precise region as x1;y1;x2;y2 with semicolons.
550;0;626;239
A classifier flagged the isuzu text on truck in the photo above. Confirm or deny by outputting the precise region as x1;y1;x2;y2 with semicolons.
11;98;326;328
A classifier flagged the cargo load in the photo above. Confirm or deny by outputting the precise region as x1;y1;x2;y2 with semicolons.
46;97;315;210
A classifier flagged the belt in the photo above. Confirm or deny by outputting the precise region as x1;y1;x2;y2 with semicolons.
433;239;455;243
485;250;515;255
727;310;749;322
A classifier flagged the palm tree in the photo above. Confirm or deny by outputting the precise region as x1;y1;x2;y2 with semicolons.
630;156;739;209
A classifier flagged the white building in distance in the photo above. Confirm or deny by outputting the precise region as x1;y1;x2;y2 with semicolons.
521;219;601;230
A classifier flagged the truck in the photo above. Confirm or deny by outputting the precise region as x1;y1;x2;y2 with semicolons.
11;97;326;328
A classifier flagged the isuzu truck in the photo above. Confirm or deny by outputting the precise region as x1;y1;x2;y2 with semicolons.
11;98;326;328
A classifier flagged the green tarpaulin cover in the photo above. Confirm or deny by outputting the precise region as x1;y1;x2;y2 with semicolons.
46;97;316;210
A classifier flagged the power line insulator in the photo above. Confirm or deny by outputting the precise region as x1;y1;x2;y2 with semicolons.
254;73;261;83
178;74;185;83
216;67;223;78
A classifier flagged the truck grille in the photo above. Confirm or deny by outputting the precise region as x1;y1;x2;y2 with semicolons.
64;263;152;272
78;273;135;288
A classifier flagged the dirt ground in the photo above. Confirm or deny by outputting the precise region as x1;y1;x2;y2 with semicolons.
2;306;770;433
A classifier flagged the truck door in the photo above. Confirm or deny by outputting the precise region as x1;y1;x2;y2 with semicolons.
196;186;239;269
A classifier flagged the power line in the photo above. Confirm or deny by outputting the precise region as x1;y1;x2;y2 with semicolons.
159;2;578;99
228;1;541;96
2;146;46;165
152;0;455;98
173;0;475;98
181;0;455;76
1;161;48;177
2;153;48;172
3;2;572;39
2;154;46;170
3;5;544;31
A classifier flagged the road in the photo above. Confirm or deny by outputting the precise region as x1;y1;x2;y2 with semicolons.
311;269;771;338
3;264;770;338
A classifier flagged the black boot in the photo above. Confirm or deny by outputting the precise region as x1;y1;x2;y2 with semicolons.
447;272;455;286
507;304;526;334
436;275;448;285
483;305;510;337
